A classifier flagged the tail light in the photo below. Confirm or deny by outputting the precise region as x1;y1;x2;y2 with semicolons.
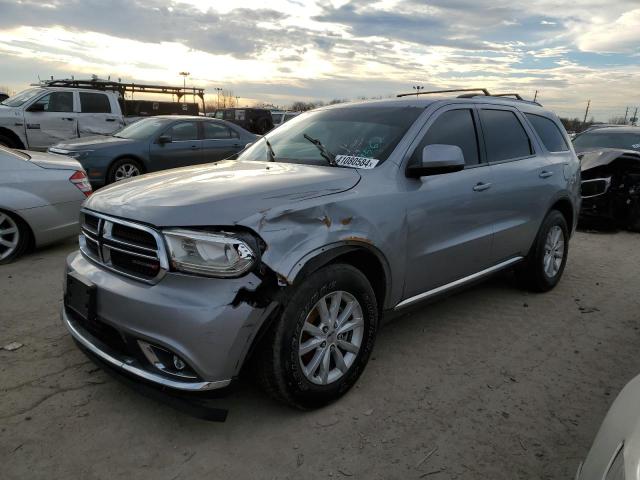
69;170;92;197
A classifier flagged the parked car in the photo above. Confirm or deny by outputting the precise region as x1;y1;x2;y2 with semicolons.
573;126;640;154
579;149;640;231
576;373;640;480
271;110;301;128
0;86;126;150
62;92;580;409
48;116;256;188
209;108;273;134
0;146;91;264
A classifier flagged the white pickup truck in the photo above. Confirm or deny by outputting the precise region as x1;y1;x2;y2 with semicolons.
0;87;126;151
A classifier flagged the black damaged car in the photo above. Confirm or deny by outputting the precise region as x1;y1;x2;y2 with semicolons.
574;127;640;231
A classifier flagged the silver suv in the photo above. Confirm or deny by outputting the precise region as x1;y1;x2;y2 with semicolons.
62;90;581;409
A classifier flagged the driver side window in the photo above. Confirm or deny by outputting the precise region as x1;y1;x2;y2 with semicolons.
412;109;480;166
166;122;199;141
31;92;74;113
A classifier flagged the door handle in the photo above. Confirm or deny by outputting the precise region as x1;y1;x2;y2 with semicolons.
473;182;492;192
105;118;116;122
62;117;75;121
190;145;198;150
539;170;554;179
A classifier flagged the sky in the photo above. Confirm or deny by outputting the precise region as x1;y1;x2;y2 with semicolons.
0;0;639;121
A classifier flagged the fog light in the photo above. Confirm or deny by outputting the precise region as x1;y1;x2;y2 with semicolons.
173;355;186;370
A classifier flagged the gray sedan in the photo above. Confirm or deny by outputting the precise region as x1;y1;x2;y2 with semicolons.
48;116;257;188
0;146;91;264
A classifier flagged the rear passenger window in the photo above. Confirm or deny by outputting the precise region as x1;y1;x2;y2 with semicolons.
203;122;233;139
415;109;479;165
79;93;111;113
480;109;532;161
525;113;568;152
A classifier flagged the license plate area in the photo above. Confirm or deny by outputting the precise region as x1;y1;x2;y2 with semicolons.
65;271;96;322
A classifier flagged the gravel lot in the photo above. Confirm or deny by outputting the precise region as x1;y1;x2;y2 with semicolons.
1;230;639;479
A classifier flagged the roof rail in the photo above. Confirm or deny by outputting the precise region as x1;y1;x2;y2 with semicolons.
493;93;523;100
396;88;490;98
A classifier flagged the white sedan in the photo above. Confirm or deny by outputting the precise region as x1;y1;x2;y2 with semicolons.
0;146;91;263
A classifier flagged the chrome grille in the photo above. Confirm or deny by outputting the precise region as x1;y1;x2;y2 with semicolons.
79;210;168;283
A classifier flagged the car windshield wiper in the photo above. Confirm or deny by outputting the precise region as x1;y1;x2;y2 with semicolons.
303;133;337;166
264;137;276;162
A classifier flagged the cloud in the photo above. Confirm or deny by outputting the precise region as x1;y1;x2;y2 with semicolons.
575;8;640;53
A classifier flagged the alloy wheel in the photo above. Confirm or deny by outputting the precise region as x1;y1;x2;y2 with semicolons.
114;163;140;181
543;225;565;278
0;213;19;261
298;291;364;385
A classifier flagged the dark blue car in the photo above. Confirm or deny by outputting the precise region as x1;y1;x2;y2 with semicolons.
48;115;256;187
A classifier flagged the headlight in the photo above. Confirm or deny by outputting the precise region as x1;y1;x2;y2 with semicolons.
67;150;94;159
163;229;257;277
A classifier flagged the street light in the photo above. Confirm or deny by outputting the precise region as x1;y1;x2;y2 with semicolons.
413;85;424;98
214;87;223;109
179;72;190;103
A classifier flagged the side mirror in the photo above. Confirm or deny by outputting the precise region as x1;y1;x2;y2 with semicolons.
157;135;171;144
406;144;465;178
27;102;45;112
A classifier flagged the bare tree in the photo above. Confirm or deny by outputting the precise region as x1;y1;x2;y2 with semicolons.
608;116;627;125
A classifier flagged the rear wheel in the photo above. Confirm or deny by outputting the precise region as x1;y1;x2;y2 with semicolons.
107;158;143;184
255;264;378;409
0;211;31;264
517;210;569;292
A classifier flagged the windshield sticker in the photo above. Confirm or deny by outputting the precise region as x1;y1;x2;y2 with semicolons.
335;155;379;169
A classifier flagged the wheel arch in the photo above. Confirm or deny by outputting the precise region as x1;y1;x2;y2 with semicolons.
288;241;391;311
0;127;26;149
549;196;575;235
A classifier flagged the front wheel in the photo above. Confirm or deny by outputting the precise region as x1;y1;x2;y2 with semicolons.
517;210;569;292
255;264;378;409
106;158;143;184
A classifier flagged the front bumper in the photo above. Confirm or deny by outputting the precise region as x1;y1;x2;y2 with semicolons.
63;250;276;391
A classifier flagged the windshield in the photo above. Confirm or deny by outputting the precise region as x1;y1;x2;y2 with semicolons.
114;118;170;140
0;145;30;160
573;130;640;151
0;88;44;107
237;105;423;167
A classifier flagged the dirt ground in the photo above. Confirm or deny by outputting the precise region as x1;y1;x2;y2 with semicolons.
1;230;639;479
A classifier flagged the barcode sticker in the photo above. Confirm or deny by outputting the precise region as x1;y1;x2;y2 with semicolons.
335;155;379;169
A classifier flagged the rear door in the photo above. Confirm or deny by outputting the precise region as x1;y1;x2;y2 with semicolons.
402;106;496;299
77;92;122;136
477;106;554;262
23;91;77;150
200;121;243;162
148;120;201;171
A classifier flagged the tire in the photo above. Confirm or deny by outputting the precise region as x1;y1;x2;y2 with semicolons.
517;210;569;292
0;134;17;148
0;211;31;264
627;202;640;232
255;264;378;409
106;158;144;184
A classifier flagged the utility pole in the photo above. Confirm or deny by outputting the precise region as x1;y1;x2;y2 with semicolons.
582;99;591;128
235;96;240;107
632;107;639;126
413;85;424;98
214;87;222;109
624;106;629;124
533;90;538;102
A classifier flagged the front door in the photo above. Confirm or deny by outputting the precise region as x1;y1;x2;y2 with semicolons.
24;91;77;150
201;121;243;162
402;106;495;301
149;121;201;171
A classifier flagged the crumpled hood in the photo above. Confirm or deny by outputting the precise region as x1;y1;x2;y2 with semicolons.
579;148;640;171
84;160;361;226
51;135;133;151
